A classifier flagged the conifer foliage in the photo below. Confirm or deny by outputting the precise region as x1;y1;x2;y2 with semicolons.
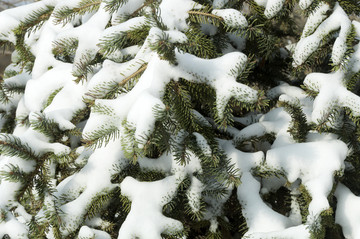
0;0;360;238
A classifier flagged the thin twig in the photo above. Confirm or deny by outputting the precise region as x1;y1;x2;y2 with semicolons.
187;10;224;21
119;63;147;86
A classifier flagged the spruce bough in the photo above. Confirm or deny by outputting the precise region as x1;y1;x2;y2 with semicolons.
0;0;359;238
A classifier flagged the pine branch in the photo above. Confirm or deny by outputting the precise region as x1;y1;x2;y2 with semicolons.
301;0;334;17
99;23;150;57
187;7;251;37
82;124;120;149
344;107;360;126
0;40;13;55
84;63;147;105
16;5;55;35
9;6;54;70
178;26;218;59
332;24;357;71
53;0;101;25
0;110;16;134
300;84;318;99
130;0;155;18
73;52;103;82
187;9;224;26
280;101;310;143
3;68;19;80
85;189;115;219
313;105;342;133
104;0;129;14
91;104;116;116
13;37;35;70
162;176;191;214
165;80;200;132
121;122;145;164
236;54;257;83
51;150;78;168
44;87;64;109
292;37;333;74
335;116;360;156
28;216;47;237
29;112;64;141
44;203;63;239
0;83;11;104
172;133;192;165
33;163;57;199
2;83;25;96
52;38;78;63
0;134;39;161
119;191;132;213
70;107;91;125
120;63;148;87
242;18;265;41
0;164;28;183
144;2;167;30
141;121;172;158
213;100;234;130
346;71;360;92
245;0;266;21
150;33;177;64
338;0;360;15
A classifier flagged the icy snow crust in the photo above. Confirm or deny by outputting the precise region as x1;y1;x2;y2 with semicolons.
0;0;359;238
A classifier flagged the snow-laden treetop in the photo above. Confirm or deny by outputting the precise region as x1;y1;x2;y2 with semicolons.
0;0;359;238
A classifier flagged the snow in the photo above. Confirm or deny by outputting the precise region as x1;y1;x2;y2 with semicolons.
119;176;183;239
78;226;111;239
85;59;144;99
293;3;351;67
100;16;147;48
221;141;304;236
44;80;87;130
335;183;360;239
83;54;173;140
212;9;248;28
115;0;145;16
0;0;60;43
30;15;70;79
235;106;293;148
55;139;125;236
3;72;30;90
299;0;315;10
239;172;296;234
304;71;360;123
193;132;211;157
85;50;257;144
172;149;203;176
126;92;165;146
186;177;204;213
254;0;286;19
73;4;111;74
301;2;330;38
229;78;352;237
138;153;173;173
24;64;75;112
267;140;348;223
246;224;311;239
159;0;201;31
176;51;258;118
213;0;229;9
0;215;28;239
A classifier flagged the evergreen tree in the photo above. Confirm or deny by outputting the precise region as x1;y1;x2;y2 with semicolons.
0;0;359;238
